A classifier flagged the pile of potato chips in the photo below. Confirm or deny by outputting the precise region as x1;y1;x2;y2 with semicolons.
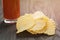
16;11;56;35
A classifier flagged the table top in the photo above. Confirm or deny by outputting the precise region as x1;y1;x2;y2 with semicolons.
0;0;60;40
0;21;60;40
0;11;60;40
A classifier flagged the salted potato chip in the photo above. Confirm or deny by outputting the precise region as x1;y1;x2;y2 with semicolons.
32;11;45;19
16;11;56;35
31;19;46;31
35;25;47;34
44;19;56;35
27;16;49;34
34;16;49;34
27;25;47;34
27;29;37;34
16;14;35;33
27;18;46;34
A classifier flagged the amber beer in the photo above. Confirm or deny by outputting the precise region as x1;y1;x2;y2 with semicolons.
3;0;20;23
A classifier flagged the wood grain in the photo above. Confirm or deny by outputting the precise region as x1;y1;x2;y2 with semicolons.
0;0;60;40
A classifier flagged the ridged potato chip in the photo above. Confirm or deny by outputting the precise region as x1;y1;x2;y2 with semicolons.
44;19;56;35
30;19;46;31
32;11;45;19
27;25;47;34
27;29;37;34
27;16;49;34
27;18;46;34
16;14;35;33
16;11;56;35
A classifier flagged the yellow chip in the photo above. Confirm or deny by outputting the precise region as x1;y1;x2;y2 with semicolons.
35;25;47;34
27;18;46;34
44;19;56;35
32;11;45;19
16;14;35;33
31;19;46;31
27;30;37;34
27;25;47;34
27;16;49;34
16;11;56;35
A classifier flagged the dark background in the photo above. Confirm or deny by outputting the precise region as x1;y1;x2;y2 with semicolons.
0;0;60;40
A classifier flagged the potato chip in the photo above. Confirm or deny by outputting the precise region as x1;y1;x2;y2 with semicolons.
32;11;45;19
27;18;46;34
16;11;56;35
35;25;47;34
27;29;37;34
44;19;56;35
16;14;35;33
27;25;47;34
27;14;49;34
32;19;46;31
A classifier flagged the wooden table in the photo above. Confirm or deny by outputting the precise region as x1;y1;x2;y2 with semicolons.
0;0;60;40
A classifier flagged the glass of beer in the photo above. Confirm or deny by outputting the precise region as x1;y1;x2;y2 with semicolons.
3;0;20;23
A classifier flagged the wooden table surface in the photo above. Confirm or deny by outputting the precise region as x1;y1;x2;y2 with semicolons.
0;0;60;40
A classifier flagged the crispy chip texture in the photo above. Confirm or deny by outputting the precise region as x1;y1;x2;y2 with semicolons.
16;14;35;33
44;19;56;35
16;11;56;35
32;11;45;19
28;19;46;31
27;20;46;34
27;16;49;34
